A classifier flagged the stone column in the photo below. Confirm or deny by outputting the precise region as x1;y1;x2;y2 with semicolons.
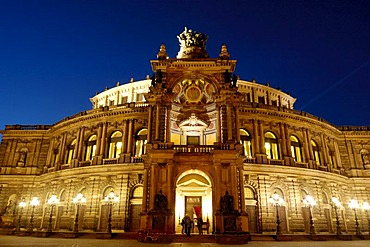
149;164;157;211
302;128;310;162
59;134;67;165
226;104;233;141
77;127;85;160
155;104;160;141
127;119;134;154
258;120;265;154
235;105;240;143
167;163;173;211
100;122;107;157
216;105;222;143
239;170;246;212
280;123;287;158
253;119;260;154
73;129;81;160
306;130;314;160
285;124;291;157
320;134;329;166
121;120;128;154
142;168;149;213
214;163;221;211
147;106;153;143
165;105;171;142
95;123;102;156
46;137;55;166
230;164;237;199
333;140;341;169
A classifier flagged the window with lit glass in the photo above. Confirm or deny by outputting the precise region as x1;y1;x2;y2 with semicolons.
244;187;255;199
329;150;337;169
290;135;303;162
108;131;122;158
131;186;143;198
265;131;279;159
311;140;321;165
66;139;76;164
135;129;147;157
240;129;253;158
84;135;97;161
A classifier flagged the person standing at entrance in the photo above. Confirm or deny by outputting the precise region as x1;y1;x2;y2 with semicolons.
197;215;203;235
183;214;193;237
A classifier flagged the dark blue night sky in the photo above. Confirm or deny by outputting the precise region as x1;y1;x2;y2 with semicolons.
1;0;369;131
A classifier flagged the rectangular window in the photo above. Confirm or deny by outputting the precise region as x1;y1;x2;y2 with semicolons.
121;96;128;104
246;93;251;102
187;136;200;145
136;94;144;102
109;100;115;106
258;96;265;104
271;100;277;106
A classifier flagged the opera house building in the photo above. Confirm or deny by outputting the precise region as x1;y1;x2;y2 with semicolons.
1;29;370;240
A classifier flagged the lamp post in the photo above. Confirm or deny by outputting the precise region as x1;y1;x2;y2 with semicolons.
269;192;285;236
47;194;59;233
331;197;342;235
362;202;370;236
28;197;39;233
303;194;316;236
72;193;86;233
104;190;119;234
349;199;362;237
16;199;27;232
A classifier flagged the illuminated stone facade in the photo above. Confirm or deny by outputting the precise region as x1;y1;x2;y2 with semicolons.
1;29;370;236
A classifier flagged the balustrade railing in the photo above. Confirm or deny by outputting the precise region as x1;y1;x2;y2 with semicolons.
269;159;285;166
103;158;119;165
174;145;214;153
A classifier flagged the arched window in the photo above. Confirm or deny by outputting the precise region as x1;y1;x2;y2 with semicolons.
84;135;97;161
131;186;143;198
66;139;77;164
265;131;279;159
135;129;147;157
322;192;329;204
108;131;122;158
311;140;321;166
272;188;284;199
290;135;303;162
240;129;252;158
244;187;255;199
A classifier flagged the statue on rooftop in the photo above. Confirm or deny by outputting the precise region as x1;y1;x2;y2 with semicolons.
176;27;209;59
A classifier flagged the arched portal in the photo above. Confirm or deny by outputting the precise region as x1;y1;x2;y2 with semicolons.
175;169;212;234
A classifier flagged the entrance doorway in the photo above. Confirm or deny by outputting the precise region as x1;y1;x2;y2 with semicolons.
175;169;212;234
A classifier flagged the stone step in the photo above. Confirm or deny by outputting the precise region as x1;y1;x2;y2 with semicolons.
172;234;216;243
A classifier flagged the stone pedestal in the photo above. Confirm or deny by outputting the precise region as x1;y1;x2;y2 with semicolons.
1;216;15;228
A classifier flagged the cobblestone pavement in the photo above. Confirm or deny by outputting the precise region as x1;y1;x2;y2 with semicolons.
0;236;370;247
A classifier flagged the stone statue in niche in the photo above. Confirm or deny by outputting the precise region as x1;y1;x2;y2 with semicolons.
2;200;15;216
220;191;234;214
17;151;27;167
361;149;370;167
154;189;168;212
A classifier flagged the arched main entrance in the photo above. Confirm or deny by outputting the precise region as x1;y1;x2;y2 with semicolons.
175;169;213;234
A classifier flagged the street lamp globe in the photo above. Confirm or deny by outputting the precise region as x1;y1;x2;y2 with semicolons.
104;190;119;234
303;194;316;236
331;196;342;236
47;194;59;233
349;198;362;236
16;199;27;232
28;197;39;233
73;193;87;233
30;197;40;207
